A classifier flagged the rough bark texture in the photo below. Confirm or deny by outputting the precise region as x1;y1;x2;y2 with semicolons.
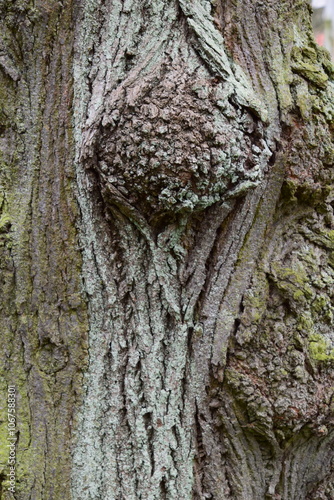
1;0;334;499
0;1;88;498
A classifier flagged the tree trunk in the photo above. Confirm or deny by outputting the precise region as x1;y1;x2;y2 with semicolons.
1;0;334;499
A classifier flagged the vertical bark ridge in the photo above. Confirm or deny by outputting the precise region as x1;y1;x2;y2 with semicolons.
71;1;277;498
0;2;88;498
72;0;334;497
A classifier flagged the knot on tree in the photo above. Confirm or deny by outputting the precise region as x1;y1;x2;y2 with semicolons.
86;68;272;220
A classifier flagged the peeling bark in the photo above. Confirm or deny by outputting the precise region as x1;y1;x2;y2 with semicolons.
1;0;334;499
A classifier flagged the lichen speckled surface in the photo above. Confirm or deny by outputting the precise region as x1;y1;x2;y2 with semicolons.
71;0;334;499
0;1;88;499
0;0;334;498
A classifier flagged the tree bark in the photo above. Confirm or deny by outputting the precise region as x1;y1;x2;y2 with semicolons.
1;0;334;499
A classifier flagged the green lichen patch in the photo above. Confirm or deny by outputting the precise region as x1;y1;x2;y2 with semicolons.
328;252;334;269
271;263;313;302
240;272;269;329
0;212;10;232
291;43;333;90
302;227;334;251
312;295;333;323
292;61;328;89
308;334;334;362
297;313;314;335
316;45;334;79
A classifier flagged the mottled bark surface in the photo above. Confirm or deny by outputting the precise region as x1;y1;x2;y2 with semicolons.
1;0;334;499
0;2;88;499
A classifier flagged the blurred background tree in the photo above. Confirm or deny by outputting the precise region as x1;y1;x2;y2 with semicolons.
312;0;334;58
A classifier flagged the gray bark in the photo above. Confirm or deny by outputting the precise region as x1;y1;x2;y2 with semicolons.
0;0;334;499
